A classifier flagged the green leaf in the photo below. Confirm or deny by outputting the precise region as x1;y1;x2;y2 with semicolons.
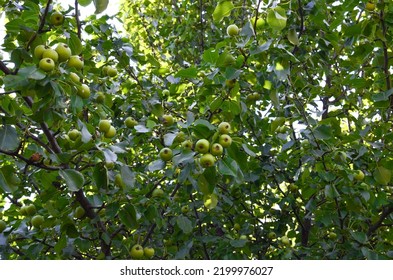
176;216;193;234
314;124;333;140
230;239;247;248
59;169;84;192
0;125;20;151
68;33;83;55
0;170;16;193
175;67;198;79
93;164;108;190
119;204;138;229
213;1;234;22
372;88;393;102
94;0;109;14
373;166;391;185
202;48;219;64
351;231;368;245
78;0;93;6
267;7;287;31
218;156;244;183
324;185;340;199
120;165;135;189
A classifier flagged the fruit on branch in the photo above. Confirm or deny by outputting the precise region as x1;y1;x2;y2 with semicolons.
39;58;55;72
181;205;190;214
34;45;48;59
354;170;365;181
210;143;223;156
31;215;44;228
227;24;239;36
366;2;375;11
68;129;81;141
195;139;210;154
130;244;144;259
42;48;59;62
281;236;290;246
152;188;164;197
143;247;155;258
218;122;231;134
162;114;174;126
74;206;85;219
98;119;111;133
222;54;236;66
114;174;125;188
268;232;277;239
50;11;64;26
55;43;72;62
125;117;138;128
77;84;91;99
233;223;241;231
159;147;173;161
218;134;232;148
181;140;193;150
95;92;105;103
106;66;118;77
200;153;216;168
25;204;37;216
69;72;80;83
67;55;84;70
0;220;6;233
104;126;116;138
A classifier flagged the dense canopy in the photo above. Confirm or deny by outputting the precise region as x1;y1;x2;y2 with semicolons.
0;0;393;260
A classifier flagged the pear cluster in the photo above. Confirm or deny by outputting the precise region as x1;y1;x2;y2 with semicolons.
34;40;89;99
130;244;155;259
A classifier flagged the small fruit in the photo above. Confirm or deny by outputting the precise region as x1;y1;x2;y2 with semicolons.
34;45;48;59
39;58;55;72
20;206;28;216
130;244;144;259
181;140;193;150
268;232;277;239
152;188;164;197
162;114;174;126
55;43;72;62
77;84;90;99
114;174;125;188
74;206;85;219
31;215;44;228
104;126;116;138
195;139;210;154
98;120;111;133
234;223;241;231
181;205;190;214
159;147;173;161
69;72;80;83
0;220;6;233
162;89;170;96
144;247;155;258
219;134;232;148
42;48;59;62
125;117;138;128
366;2;375;11
218;122;231;134
281;236;290;246
227;24;239;36
354;170;365;181
200;153;216;168
95;92;105;103
26;204;37;216
223;54;236;66
50;11;64;26
210;143;223;156
328;232;337;239
68;129;81;141
106;66;117;77
67;55;84;70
